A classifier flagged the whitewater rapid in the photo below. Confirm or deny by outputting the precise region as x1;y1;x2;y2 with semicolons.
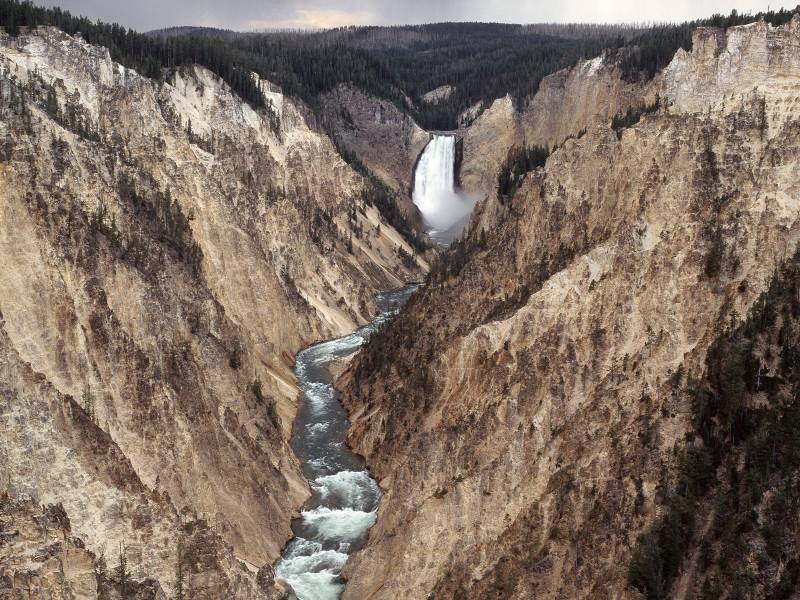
412;134;475;245
275;287;416;600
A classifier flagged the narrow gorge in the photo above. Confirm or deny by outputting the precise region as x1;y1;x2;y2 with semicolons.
275;287;415;600
3;4;800;600
274;125;466;600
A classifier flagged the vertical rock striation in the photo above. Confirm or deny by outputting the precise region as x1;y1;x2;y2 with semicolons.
320;85;430;227
461;52;653;234
341;17;800;599
0;26;424;597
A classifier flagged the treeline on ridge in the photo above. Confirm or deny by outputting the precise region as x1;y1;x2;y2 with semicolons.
620;7;799;81
2;1;799;131
0;0;266;106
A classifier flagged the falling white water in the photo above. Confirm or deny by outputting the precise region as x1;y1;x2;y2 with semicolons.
412;134;476;244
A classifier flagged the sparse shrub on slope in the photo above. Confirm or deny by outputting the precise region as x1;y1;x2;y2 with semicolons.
629;248;800;599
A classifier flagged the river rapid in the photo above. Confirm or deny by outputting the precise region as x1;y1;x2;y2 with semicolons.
275;286;416;600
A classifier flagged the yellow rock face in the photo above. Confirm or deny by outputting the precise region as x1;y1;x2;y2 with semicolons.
0;26;424;596
340;17;800;600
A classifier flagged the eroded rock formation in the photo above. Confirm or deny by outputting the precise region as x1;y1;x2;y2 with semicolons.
0;26;423;597
461;51;653;233
341;18;800;599
320;85;429;219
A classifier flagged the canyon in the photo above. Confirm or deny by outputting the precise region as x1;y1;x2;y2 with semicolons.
2;9;800;600
340;16;800;600
0;25;423;599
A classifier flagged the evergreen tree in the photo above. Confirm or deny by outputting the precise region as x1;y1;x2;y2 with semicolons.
497;145;549;200
116;541;129;599
81;384;95;424
0;0;796;132
173;539;185;600
95;548;109;600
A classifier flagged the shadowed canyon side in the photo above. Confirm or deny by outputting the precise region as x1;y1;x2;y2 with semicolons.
0;26;424;597
340;17;800;600
321;85;429;202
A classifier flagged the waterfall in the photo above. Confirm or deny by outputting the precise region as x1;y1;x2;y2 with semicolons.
413;135;455;222
412;134;474;245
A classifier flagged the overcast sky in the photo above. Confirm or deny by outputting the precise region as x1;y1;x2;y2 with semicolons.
42;0;791;32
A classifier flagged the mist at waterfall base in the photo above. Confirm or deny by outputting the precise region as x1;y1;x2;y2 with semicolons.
413;135;477;246
275;287;416;600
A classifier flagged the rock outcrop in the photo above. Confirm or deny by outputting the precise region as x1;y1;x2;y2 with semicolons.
340;17;800;599
0;497;98;600
421;85;454;105
0;492;286;599
461;52;652;233
320;85;429;218
0;26;424;597
459;94;522;228
521;52;655;152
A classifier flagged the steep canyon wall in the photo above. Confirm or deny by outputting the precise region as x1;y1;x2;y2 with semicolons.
0;26;424;598
341;18;800;600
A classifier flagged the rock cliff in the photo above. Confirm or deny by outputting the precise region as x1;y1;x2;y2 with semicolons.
320;85;429;231
0;26;423;598
461;52;653;233
341;17;800;599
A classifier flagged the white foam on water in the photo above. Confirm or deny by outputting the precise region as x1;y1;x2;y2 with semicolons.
311;470;381;511
300;507;378;544
308;456;336;472
307;422;329;436
275;541;348;600
283;538;323;559
277;571;344;600
305;331;365;362
303;381;335;411
276;287;415;600
278;548;347;574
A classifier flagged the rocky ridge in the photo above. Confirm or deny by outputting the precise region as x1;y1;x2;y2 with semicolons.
461;51;654;233
0;26;424;598
340;17;800;599
320;85;430;226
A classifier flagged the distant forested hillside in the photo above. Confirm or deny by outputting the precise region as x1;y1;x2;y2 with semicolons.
151;22;634;129
0;0;267;105
336;23;625;129
1;0;796;129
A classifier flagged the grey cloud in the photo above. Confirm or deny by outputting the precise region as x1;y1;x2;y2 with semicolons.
44;0;786;32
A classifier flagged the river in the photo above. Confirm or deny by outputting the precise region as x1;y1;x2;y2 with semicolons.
274;286;417;600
